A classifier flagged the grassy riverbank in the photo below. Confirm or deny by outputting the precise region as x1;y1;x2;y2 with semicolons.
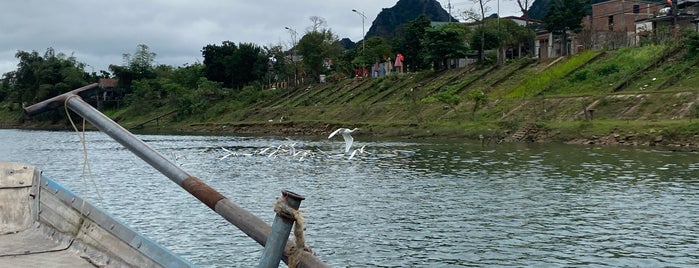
3;45;699;150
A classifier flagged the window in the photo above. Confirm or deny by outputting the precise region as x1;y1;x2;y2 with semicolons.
608;15;614;30
633;5;640;14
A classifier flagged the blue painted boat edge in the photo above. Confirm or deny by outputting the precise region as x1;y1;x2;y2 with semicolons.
41;174;196;268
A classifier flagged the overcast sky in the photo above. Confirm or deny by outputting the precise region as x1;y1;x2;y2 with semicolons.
0;0;521;76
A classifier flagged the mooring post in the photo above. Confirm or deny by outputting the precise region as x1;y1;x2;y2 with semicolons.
258;190;305;268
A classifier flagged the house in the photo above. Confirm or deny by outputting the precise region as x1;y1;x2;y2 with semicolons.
98;78;124;109
633;0;699;45
589;0;665;48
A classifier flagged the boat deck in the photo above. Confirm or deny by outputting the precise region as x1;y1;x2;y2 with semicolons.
0;162;193;267
0;229;95;267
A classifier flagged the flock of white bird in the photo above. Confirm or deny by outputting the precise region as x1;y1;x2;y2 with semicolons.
217;127;366;161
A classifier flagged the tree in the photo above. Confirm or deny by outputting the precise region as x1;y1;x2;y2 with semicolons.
498;19;536;59
229;43;267;89
202;41;237;87
264;45;288;87
201;41;268;89
297;17;340;82
543;0;589;56
10;48;91;105
511;0;536;57
422;23;469;70
464;0;494;62
469;20;503;62
354;36;392;67
109;44;157;90
513;0;533;22
127;44;157;77
392;15;432;72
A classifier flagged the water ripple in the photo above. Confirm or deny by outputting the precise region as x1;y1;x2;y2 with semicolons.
2;130;698;267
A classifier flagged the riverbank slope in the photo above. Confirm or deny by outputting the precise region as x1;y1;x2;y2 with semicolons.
3;45;698;150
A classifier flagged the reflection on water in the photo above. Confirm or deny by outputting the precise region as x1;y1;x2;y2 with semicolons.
2;129;698;267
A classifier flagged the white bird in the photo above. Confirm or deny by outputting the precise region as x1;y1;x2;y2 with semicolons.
219;147;236;160
328;127;359;153
348;145;367;160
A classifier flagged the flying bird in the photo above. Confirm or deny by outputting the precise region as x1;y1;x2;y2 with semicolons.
328;127;359;153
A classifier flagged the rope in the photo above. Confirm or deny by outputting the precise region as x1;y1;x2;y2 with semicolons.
64;95;103;210
273;196;311;268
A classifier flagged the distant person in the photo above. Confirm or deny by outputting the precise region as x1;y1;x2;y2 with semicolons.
395;53;404;73
385;56;392;75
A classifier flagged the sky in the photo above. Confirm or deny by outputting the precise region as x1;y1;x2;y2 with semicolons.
0;0;521;76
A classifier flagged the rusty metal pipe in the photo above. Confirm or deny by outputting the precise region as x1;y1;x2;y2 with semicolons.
23;91;327;267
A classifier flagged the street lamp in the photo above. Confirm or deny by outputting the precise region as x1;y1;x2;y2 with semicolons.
351;9;367;52
284;26;298;86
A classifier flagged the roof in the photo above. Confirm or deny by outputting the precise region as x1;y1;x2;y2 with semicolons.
99;78;118;88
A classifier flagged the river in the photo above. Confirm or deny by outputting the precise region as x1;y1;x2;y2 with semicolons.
1;129;698;267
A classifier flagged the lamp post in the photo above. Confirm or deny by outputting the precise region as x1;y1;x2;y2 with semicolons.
284;26;298;86
351;9;367;53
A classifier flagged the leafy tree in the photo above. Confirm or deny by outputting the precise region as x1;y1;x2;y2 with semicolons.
9;48;91;105
469;20;503;61
202;41;237;87
464;0;494;62
543;0;589;56
109;44;157;90
297;18;340;82
354;36;392;67
498;19;536;59
127;44;157;77
229;43;267;89
511;0;536;57
170;63;205;90
201;41;267;89
264;45;288;86
392;15;432;72
422;23;469;70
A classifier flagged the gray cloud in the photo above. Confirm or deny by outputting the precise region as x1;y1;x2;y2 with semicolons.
0;0;519;75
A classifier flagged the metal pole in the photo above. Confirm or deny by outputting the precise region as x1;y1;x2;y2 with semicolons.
24;89;328;268
352;9;367;53
258;190;305;268
284;26;298;87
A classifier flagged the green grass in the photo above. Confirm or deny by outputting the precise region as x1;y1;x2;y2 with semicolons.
507;50;601;98
545;45;669;96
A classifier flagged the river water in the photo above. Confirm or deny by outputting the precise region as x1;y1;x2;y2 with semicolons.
1;129;698;267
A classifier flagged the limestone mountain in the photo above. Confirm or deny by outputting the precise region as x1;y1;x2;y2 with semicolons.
365;0;457;41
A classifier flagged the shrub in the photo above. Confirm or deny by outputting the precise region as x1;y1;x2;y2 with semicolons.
595;63;619;76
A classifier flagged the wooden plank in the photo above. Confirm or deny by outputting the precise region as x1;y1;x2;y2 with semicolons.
37;188;83;235
0;250;96;268
75;218;159;267
0;162;35;234
0;162;35;188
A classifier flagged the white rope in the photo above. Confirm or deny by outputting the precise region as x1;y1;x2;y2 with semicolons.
64;95;103;210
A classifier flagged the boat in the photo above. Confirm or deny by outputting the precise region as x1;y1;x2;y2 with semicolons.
0;161;193;267
1;84;328;267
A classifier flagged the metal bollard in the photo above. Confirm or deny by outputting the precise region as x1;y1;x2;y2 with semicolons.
258;190;305;268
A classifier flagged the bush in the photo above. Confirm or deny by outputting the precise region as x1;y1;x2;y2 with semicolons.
595;63;619;76
569;70;589;82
